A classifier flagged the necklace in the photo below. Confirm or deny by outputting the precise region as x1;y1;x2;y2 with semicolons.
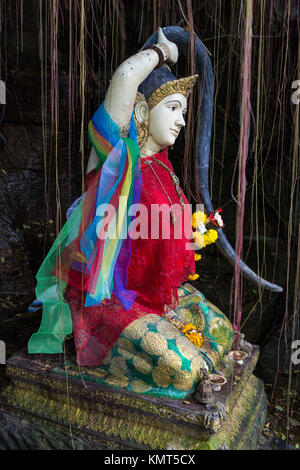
151;157;185;210
143;157;185;225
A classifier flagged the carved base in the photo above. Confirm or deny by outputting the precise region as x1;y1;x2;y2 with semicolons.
0;346;267;450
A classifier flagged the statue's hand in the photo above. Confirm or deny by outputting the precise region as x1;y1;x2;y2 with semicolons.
157;27;178;65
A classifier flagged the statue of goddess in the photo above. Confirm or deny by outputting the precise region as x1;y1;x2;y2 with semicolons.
27;28;247;398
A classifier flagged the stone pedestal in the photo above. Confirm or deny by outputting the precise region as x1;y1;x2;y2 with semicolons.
0;346;267;450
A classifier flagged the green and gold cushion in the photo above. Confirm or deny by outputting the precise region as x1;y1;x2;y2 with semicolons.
93;284;234;399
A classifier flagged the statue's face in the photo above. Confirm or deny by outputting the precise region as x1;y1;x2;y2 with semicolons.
148;93;187;147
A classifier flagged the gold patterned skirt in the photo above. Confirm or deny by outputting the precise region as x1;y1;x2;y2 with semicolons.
79;283;234;399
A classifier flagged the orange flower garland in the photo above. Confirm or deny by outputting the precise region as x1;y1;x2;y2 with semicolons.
181;323;204;348
188;210;223;281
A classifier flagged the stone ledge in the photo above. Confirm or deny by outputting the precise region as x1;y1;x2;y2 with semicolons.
0;346;267;450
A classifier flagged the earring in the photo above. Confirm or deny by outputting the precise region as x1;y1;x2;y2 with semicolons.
135;118;149;146
134;93;149;147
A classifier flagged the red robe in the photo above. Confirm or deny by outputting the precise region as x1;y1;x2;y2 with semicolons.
66;147;195;366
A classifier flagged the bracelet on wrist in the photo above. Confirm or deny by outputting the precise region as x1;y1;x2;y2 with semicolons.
142;43;170;69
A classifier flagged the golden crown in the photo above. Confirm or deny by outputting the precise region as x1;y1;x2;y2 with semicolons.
147;75;198;110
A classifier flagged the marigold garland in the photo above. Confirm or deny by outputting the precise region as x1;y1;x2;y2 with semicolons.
192;227;218;249
204;229;218;245
181;323;204;348
188;211;222;281
193;231;205;249
192;211;207;229
186;212;224;345
163;313;204;349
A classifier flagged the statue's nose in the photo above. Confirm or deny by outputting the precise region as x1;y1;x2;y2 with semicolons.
175;114;185;128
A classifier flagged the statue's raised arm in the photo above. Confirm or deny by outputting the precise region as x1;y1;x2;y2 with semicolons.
87;28;179;173
104;28;178;128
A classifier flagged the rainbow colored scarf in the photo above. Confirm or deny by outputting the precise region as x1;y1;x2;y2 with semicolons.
28;103;142;354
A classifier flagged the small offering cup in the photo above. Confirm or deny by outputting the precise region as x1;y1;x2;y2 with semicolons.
209;374;227;392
